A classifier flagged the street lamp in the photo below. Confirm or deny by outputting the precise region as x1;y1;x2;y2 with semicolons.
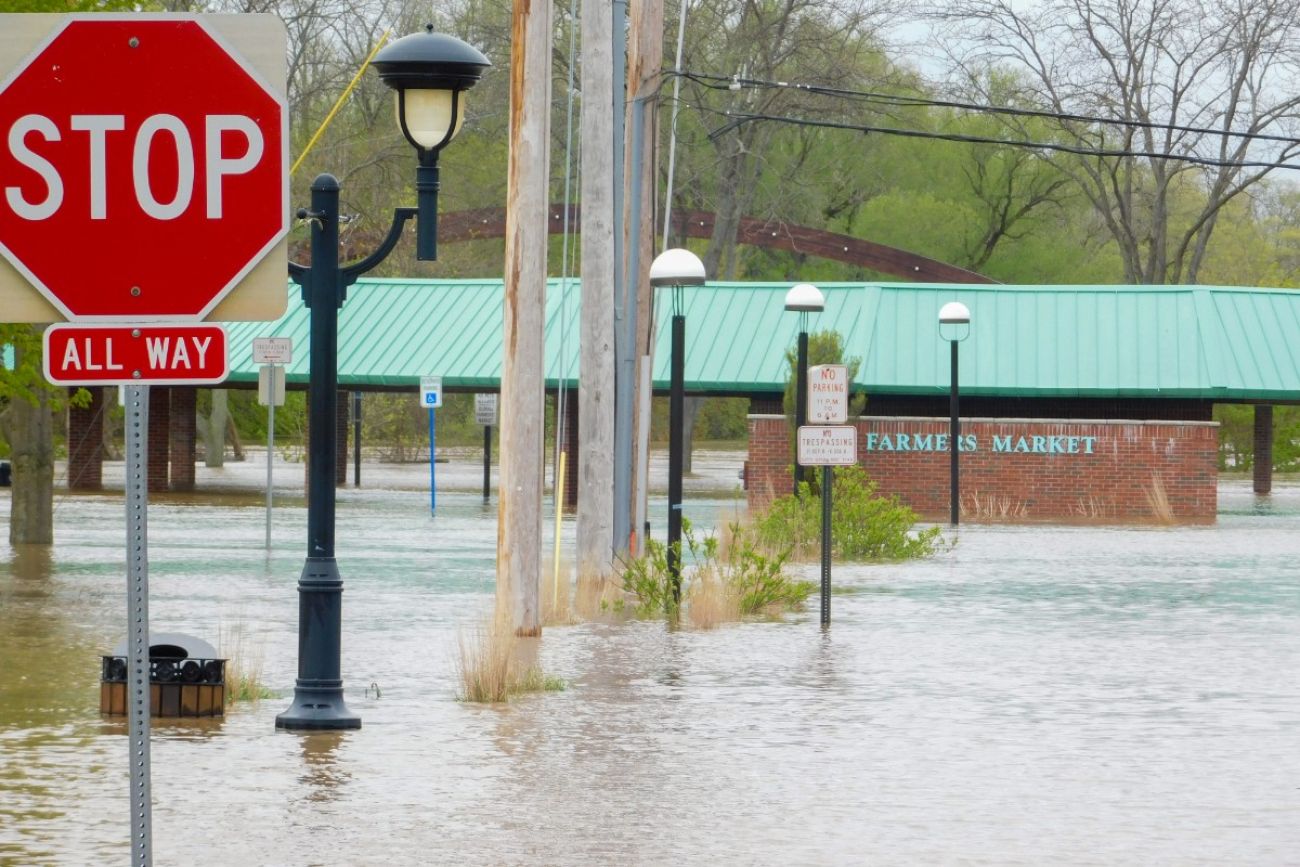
275;27;489;732
785;282;824;495
939;301;971;527
650;247;705;605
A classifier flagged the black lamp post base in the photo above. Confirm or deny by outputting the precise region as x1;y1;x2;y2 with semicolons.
275;682;360;730
275;555;361;731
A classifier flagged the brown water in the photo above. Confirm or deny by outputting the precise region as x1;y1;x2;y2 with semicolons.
1;461;1298;865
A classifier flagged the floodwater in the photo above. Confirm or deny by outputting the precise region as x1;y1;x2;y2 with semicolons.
1;452;1298;866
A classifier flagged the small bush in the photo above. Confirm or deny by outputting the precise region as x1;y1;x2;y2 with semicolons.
614;519;813;623
754;465;943;561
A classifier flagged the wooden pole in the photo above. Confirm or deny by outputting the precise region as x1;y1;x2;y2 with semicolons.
498;0;553;636
626;0;665;548
577;0;616;583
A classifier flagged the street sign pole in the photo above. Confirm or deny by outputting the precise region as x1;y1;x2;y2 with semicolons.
253;339;291;550
821;465;832;628
798;423;856;629
474;393;497;502
483;425;492;501
123;384;153;867
266;364;276;549
421;377;443;515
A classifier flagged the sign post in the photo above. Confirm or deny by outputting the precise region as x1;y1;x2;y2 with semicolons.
797;426;857;627
801;363;851;626
254;338;290;550
122;383;153;866
421;376;442;514
475;393;497;501
0;14;288;864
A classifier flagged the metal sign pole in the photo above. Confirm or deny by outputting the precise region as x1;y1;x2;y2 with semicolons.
124;383;153;866
434;408;444;514
821;465;833;628
266;364;276;549
483;424;492;501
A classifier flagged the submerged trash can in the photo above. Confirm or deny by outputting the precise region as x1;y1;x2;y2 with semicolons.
100;632;226;718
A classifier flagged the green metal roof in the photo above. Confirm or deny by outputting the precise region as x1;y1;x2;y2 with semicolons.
220;279;1300;400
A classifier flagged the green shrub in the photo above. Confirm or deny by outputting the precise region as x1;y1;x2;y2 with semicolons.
614;519;813;620
707;524;813;614
754;465;943;561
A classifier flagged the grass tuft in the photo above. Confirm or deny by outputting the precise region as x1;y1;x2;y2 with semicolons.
1144;474;1176;524
542;554;578;627
685;569;741;629
456;614;565;703
961;490;1030;520
218;624;276;704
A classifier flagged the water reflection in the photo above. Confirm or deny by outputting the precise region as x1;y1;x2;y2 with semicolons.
9;543;54;585
2;480;1299;864
298;731;351;802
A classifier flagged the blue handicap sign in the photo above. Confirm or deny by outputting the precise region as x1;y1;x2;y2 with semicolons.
425;392;438;406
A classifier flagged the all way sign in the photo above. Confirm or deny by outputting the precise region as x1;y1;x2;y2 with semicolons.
44;323;228;385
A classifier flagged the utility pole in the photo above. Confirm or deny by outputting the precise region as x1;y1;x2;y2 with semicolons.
499;0;553;636
577;0;616;587
625;0;664;552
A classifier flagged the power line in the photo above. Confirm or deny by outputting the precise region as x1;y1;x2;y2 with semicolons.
697;107;1300;172
674;70;1300;150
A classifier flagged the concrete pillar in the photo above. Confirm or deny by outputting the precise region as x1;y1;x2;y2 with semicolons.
169;387;197;491
560;392;579;509
67;386;105;491
1254;404;1273;494
148;387;171;493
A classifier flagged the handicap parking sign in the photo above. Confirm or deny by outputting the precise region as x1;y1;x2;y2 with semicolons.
419;376;442;408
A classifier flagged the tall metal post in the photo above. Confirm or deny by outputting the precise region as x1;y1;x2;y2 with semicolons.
666;296;685;602
124;384;153;866
483;424;492;500
949;340;960;527
428;407;437;515
276;174;360;730
821;464;832;628
794;323;809;494
266;374;276;549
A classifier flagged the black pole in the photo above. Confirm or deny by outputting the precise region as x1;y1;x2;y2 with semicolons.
415;156;439;261
352;391;362;487
667;310;685;603
794;328;808;495
483;424;492;501
821;465;832;627
276;174;360;731
949;339;960;527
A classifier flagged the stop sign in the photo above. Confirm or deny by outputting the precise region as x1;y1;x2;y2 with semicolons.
0;17;286;320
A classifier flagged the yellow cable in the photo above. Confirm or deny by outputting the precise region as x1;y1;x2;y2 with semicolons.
553;451;567;613
290;29;392;177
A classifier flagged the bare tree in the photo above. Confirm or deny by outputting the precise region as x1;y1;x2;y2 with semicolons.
933;0;1300;284
673;0;901;278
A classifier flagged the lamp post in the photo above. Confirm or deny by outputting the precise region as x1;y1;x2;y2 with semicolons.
939;301;971;527
275;26;488;731
785;283;824;495
649;247;705;604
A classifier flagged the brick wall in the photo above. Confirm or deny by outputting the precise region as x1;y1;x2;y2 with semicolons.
746;415;1219;523
169;387;196;491
67;386;105;491
147;387;171;493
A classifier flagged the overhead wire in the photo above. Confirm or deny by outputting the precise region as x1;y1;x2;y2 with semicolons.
672;69;1300;148
696;107;1300;171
